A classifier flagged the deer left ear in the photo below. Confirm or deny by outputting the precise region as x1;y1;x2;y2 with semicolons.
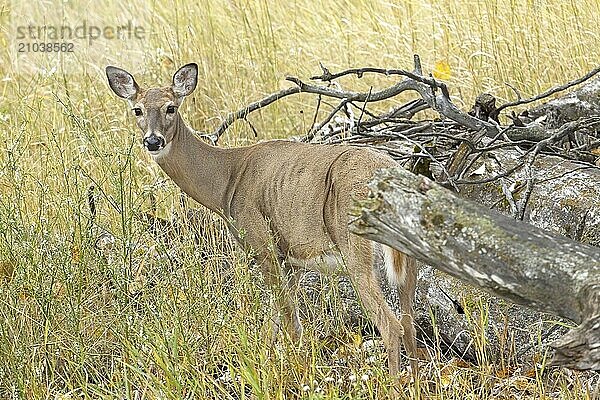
172;63;198;98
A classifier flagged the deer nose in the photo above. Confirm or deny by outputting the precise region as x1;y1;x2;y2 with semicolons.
143;135;165;152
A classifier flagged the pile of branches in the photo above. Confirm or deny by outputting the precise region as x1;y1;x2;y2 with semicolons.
208;55;600;211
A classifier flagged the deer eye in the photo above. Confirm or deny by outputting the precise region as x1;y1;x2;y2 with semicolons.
132;108;143;116
166;105;176;114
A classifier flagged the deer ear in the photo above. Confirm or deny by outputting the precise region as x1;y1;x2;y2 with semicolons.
172;63;198;98
106;66;140;100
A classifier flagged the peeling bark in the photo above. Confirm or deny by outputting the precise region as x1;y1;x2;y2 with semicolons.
350;167;600;370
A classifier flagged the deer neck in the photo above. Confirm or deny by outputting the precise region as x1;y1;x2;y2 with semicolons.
152;115;234;215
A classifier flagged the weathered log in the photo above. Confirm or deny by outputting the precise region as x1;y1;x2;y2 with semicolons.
350;167;600;370
459;150;600;246
439;150;600;364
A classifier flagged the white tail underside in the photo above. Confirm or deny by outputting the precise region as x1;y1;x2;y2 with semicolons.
382;244;406;287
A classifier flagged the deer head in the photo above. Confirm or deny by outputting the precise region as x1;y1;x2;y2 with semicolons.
105;63;198;156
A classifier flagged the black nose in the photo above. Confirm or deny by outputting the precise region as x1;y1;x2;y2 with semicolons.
144;135;165;151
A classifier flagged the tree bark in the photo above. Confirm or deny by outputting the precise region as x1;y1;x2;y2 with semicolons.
350;166;600;370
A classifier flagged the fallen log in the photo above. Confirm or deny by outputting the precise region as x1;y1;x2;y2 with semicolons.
424;149;600;364
349;166;600;370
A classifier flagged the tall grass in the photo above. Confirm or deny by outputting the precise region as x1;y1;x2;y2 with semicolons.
0;0;599;398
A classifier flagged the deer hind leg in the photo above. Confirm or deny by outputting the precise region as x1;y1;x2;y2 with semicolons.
384;245;419;375
346;238;405;376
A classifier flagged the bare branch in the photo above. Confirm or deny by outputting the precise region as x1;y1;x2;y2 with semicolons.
356;87;373;134
311;65;443;91
495;65;600;115
212;86;301;142
285;75;418;103
291;64;499;137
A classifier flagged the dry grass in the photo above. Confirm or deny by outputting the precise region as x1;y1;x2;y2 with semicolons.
0;0;599;398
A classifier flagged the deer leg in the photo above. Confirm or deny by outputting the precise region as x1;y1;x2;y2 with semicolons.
345;240;405;376
397;254;419;374
258;255;303;344
281;260;303;341
353;271;405;375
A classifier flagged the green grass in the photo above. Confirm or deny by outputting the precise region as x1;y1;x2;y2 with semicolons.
0;0;599;398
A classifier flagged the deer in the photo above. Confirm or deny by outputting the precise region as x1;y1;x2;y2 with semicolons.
105;63;419;376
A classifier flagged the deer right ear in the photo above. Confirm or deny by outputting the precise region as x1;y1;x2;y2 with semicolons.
106;66;140;100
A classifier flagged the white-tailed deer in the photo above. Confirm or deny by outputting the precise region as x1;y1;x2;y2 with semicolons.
106;63;419;375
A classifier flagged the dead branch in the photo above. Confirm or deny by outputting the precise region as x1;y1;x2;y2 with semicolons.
212;86;301;142
453;118;600;185
308;98;352;139
495;65;600;116
209;56;599;175
289;55;499;137
310;64;446;93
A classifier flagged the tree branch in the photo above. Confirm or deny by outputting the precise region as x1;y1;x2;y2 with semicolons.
289;55;499;137
495;65;600;116
212;86;301;142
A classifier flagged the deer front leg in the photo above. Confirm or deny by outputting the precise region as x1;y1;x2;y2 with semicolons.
258;254;303;344
281;259;304;341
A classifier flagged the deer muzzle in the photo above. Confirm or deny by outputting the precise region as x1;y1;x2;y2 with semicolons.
143;135;165;152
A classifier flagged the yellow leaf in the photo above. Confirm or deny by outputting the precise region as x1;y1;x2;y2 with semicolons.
433;60;452;80
440;374;452;388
